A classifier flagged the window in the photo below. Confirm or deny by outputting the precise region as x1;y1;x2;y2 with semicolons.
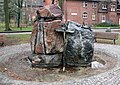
83;1;88;7
92;13;96;20
102;4;107;9
92;2;97;8
101;15;106;22
111;5;115;11
22;2;25;7
82;12;88;18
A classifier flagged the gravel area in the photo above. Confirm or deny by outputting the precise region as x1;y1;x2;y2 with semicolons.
0;43;120;85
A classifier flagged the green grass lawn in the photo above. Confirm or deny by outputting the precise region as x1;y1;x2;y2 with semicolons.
92;26;120;29
12;27;33;31
7;34;31;40
0;23;33;32
0;27;32;32
3;34;31;46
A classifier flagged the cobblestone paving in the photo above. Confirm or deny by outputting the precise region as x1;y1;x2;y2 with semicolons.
0;43;120;85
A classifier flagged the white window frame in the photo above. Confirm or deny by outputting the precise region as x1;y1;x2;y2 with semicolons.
92;2;97;8
102;4;107;9
101;15;106;22
83;1;88;7
82;12;88;18
111;5;116;11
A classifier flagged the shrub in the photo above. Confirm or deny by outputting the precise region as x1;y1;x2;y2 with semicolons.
96;22;118;27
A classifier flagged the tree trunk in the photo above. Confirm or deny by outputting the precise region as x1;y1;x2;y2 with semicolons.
17;0;20;28
17;10;20;28
4;0;10;31
17;0;23;28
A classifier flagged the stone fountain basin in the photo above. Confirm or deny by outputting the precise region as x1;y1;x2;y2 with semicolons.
0;43;120;85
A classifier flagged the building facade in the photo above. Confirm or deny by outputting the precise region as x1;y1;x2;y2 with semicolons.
22;0;120;26
64;0;120;26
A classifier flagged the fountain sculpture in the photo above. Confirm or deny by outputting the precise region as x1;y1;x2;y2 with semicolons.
28;4;94;69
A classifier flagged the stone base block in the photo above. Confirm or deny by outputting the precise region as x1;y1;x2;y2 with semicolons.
28;53;63;67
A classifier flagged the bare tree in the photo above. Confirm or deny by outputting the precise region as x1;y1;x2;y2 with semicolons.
17;0;23;28
9;0;23;28
4;0;10;31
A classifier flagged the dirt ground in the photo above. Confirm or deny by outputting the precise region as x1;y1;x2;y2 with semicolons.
0;51;117;83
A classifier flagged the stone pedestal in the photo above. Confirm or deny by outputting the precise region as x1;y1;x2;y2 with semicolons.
31;20;63;54
30;20;63;67
29;4;63;67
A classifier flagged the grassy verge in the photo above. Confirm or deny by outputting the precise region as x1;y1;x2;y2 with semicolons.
0;22;33;32
92;26;120;29
0;27;32;32
11;27;33;31
2;34;31;46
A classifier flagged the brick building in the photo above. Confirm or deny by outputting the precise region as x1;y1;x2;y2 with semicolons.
64;0;120;26
23;0;120;26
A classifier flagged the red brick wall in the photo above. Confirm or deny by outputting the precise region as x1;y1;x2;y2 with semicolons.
65;0;99;26
98;12;118;25
64;0;120;26
117;14;120;25
109;12;117;24
98;13;107;23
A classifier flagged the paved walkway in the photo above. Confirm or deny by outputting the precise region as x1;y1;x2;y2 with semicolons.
0;43;120;85
92;28;120;34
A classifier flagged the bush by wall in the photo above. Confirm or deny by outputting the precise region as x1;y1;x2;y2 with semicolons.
95;22;118;27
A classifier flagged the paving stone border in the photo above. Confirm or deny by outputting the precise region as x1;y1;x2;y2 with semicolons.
0;43;120;85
